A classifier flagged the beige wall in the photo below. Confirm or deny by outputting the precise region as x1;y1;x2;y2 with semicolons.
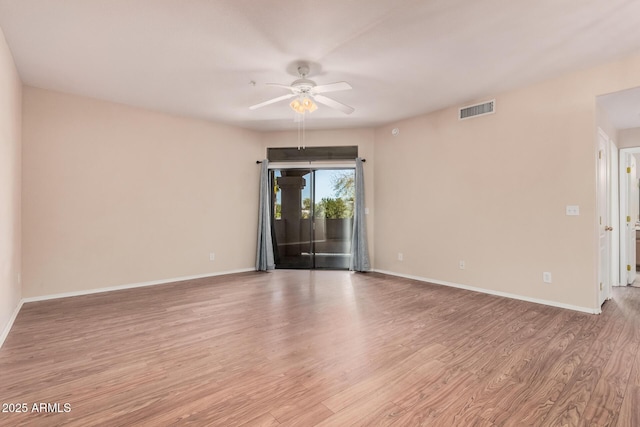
374;53;640;311
619;128;640;149
22;87;263;297
261;128;375;261
14;49;640;311
0;27;22;337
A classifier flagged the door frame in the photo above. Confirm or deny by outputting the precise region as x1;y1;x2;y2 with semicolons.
618;146;640;286
609;141;619;288
270;162;356;270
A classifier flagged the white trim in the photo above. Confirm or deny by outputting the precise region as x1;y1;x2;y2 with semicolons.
610;139;620;288
21;268;255;303
0;300;25;349
372;269;600;315
0;268;255;348
618;146;640;286
3;267;600;350
619;149;629;285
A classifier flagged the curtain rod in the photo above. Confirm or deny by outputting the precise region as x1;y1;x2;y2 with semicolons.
256;159;365;164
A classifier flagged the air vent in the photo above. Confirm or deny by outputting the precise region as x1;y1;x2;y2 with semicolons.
459;99;495;120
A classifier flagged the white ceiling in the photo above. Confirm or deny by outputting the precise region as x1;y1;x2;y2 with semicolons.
1;0;640;131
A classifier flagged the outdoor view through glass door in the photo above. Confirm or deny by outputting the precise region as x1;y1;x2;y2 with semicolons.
271;168;355;269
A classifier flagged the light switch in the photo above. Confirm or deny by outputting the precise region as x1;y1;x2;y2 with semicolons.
566;205;580;216
364;208;370;215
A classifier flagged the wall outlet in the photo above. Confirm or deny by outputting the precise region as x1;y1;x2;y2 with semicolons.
397;252;403;261
459;260;465;270
566;205;580;216
209;252;215;261
543;272;552;283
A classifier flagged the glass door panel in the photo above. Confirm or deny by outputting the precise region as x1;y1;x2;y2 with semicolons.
271;169;313;269
313;169;354;269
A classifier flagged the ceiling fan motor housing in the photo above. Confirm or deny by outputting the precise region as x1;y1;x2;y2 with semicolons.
291;78;316;93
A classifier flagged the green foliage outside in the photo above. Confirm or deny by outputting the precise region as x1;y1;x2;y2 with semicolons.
325;170;355;219
331;171;355;199
318;197;351;219
274;170;356;220
300;197;350;219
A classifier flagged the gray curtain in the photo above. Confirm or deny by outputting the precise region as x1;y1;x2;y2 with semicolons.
350;157;371;272
256;160;275;271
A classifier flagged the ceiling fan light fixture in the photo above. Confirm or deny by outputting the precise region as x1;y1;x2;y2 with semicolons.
290;96;317;114
302;97;317;112
290;99;304;113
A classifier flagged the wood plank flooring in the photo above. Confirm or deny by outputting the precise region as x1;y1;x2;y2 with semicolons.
0;270;639;426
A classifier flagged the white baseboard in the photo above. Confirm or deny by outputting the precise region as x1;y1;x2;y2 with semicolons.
0;268;255;349
0;299;24;349
372;269;600;315
21;268;256;303
2;267;598;350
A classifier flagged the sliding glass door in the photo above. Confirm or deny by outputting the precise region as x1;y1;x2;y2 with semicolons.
271;168;355;270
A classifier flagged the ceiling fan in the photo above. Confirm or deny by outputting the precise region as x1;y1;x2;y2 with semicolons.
249;64;354;115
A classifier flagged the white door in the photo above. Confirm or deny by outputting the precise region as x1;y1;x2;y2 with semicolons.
609;142;619;288
625;154;638;284
597;130;611;305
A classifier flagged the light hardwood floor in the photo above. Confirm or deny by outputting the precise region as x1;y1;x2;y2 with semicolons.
0;271;639;426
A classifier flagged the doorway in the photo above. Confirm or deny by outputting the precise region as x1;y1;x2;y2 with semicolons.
618;148;640;285
271;168;355;270
596;87;640;309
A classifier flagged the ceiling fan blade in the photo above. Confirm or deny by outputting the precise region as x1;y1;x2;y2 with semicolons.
266;83;296;91
312;81;352;94
313;94;355;115
249;93;296;110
